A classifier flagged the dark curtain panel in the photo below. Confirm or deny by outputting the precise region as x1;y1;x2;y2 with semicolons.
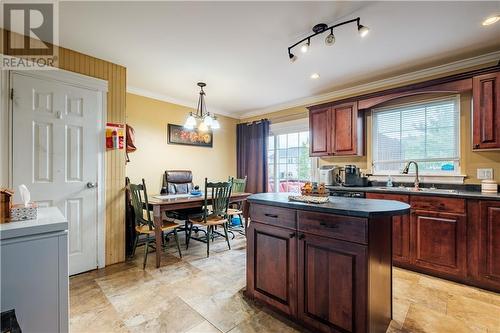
237;120;270;193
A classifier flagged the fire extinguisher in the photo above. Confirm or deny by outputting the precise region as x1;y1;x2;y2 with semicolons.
112;129;119;149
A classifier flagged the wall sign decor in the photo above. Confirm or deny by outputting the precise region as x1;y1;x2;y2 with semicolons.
167;123;213;148
106;123;125;150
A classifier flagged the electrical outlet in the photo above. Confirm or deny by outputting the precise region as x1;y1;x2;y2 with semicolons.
477;168;493;180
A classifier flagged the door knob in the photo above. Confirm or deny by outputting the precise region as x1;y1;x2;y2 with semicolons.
87;182;97;188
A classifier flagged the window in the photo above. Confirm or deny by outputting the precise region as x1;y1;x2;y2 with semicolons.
372;96;460;175
268;120;313;192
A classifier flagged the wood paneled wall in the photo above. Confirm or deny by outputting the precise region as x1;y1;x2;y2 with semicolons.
2;30;127;265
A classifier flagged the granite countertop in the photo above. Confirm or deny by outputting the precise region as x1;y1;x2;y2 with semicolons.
248;192;410;218
326;185;500;201
0;207;68;240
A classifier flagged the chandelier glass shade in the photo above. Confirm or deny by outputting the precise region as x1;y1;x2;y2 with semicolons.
183;82;220;131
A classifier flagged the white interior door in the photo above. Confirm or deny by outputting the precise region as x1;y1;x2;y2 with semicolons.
12;72;100;275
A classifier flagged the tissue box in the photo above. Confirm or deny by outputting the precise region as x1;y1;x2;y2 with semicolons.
10;203;38;221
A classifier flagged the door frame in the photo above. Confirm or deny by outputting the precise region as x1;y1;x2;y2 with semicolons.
1;68;108;269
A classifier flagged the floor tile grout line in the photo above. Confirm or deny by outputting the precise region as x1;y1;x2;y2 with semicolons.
178;294;225;333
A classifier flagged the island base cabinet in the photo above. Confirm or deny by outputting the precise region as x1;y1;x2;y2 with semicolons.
246;221;297;317
297;234;367;333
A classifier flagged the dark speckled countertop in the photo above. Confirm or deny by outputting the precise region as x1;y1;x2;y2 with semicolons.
326;185;500;201
247;192;410;218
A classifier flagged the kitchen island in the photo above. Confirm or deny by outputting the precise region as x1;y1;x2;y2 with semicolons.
245;193;410;333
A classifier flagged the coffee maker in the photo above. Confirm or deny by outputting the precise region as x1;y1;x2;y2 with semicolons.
343;165;359;186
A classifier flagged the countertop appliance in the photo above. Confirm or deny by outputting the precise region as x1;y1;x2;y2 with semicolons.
343;165;369;187
329;189;366;198
319;165;341;185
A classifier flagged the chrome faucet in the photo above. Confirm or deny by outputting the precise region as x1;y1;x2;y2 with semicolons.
402;161;419;190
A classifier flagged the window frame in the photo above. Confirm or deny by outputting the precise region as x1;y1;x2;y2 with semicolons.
268;118;315;193
371;95;461;176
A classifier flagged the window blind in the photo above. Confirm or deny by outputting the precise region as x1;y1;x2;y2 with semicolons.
372;96;460;174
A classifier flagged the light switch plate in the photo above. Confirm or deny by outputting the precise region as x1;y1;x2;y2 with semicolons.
477;168;493;180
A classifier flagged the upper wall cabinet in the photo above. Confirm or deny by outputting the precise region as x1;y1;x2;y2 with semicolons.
473;72;500;150
308;102;364;157
309;107;330;156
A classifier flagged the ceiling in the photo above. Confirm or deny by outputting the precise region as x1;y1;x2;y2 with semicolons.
58;1;500;118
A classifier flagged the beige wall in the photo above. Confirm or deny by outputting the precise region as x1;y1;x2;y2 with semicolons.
126;93;238;192
242;89;500;185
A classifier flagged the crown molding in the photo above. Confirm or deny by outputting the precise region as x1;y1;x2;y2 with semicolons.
237;51;500;119
126;85;237;119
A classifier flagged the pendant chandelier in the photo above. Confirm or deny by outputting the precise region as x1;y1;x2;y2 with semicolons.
183;82;220;131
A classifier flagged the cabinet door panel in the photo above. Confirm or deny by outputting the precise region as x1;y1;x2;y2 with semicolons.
310;107;330;156
298;234;367;333
411;210;466;277
366;193;410;263
331;103;360;156
332;106;354;153
255;232;289;302
478;201;500;285
473;72;500;149
246;222;297;316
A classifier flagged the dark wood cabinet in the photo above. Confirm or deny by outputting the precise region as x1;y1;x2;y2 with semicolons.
246;221;297;316
411;210;467;278
473;72;500;150
247;205;394;333
308;102;363;157
477;201;500;287
331;102;363;156
297;233;367;333
309;107;330;156
364;193;500;292
366;193;410;264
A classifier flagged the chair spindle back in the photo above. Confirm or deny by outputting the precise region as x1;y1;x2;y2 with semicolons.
203;178;233;220
128;179;153;230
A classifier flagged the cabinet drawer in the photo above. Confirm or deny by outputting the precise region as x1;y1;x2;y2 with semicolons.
410;196;465;214
298;210;367;244
366;192;409;203
250;203;296;229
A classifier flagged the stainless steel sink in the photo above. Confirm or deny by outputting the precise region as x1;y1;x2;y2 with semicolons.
375;187;458;194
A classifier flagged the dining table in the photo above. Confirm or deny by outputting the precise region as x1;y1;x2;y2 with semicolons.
148;192;252;268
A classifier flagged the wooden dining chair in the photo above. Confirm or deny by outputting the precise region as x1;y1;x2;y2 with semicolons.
129;179;182;269
186;178;233;257
227;176;247;236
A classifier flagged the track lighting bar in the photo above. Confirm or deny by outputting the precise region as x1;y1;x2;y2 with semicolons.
288;17;369;62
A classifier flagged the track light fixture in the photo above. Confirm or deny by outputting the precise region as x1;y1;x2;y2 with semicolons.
287;17;369;62
325;29;335;46
300;39;310;53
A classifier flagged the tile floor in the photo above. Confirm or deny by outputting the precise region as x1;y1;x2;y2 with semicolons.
70;232;500;333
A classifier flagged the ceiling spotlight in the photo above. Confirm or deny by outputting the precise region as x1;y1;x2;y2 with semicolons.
310;73;320;79
358;24;370;37
287;17;370;62
300;40;310;53
482;15;500;26
325;30;335;46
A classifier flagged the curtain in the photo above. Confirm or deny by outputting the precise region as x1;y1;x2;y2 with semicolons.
237;120;269;193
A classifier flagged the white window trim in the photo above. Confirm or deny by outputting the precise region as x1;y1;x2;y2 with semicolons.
370;95;463;182
269;118;317;192
270;118;309;135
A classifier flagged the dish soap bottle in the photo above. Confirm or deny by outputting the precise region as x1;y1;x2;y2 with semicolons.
386;175;394;188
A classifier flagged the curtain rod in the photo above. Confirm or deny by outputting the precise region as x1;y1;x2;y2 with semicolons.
241;109;308;125
243;118;269;126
